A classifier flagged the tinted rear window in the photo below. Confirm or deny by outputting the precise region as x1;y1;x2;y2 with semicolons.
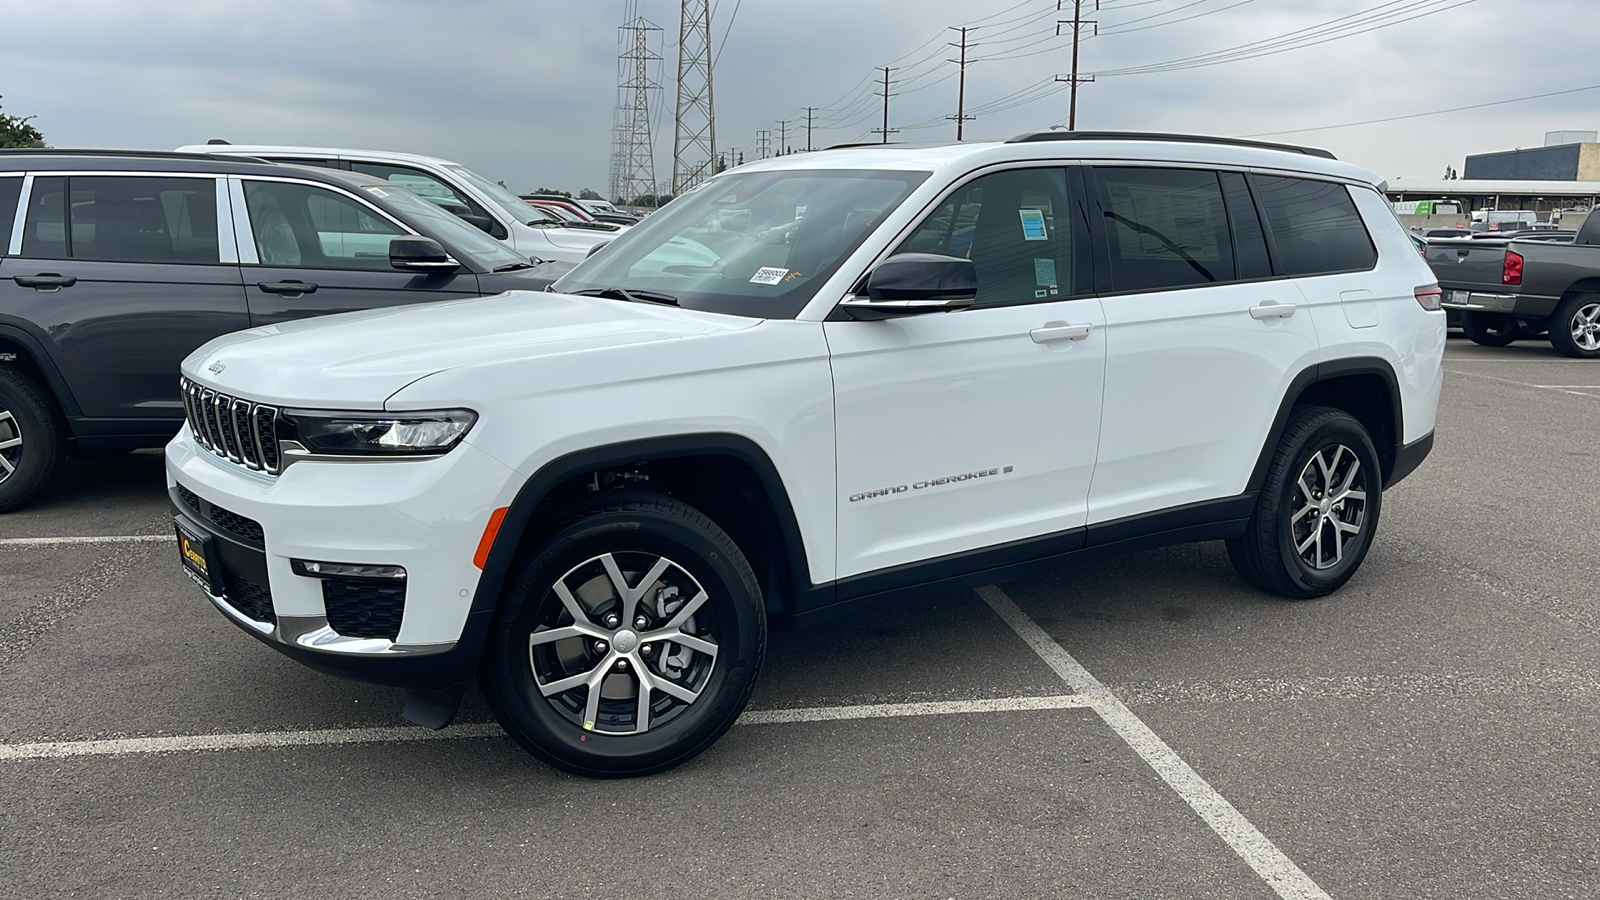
0;177;21;253
1253;176;1376;276
1092;167;1236;292
27;176;222;264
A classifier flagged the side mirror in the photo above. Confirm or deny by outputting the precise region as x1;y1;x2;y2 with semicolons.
838;253;977;320
389;237;459;273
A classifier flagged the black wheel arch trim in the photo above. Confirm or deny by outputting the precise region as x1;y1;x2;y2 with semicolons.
0;321;82;418
1246;357;1405;494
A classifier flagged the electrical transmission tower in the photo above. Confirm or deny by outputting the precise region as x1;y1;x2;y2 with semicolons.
871;67;899;144
755;130;772;159
672;0;716;196
947;26;976;141
607;0;642;203
618;13;663;206
1055;0;1098;131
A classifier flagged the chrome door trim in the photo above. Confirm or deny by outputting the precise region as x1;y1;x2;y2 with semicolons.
6;174;31;256
226;177;258;264
215;177;238;264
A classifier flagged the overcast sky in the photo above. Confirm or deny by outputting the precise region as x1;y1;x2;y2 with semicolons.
2;0;1596;196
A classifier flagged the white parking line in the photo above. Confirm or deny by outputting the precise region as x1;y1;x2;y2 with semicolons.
0;534;169;547
0;695;1092;761
976;584;1332;900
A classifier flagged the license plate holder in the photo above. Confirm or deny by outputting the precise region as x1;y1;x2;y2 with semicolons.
1449;290;1470;305
175;516;223;596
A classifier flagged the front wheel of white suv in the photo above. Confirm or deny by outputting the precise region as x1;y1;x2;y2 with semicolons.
481;491;766;777
1227;406;1382;600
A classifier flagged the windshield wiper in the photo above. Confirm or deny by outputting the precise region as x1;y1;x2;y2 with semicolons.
492;262;536;272
570;287;680;307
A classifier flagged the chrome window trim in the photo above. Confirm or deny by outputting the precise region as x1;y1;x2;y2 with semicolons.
7;174;32;256
215;177;238;264
226;177;258;264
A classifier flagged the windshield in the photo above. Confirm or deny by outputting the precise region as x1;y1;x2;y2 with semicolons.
364;184;533;270
446;164;547;226
552;168;928;318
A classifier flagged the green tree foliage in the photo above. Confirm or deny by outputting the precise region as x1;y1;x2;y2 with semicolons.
0;96;45;149
630;194;674;208
577;188;602;200
531;187;572;198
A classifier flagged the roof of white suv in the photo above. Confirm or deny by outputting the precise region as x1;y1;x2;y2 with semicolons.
733;132;1383;187
174;144;466;168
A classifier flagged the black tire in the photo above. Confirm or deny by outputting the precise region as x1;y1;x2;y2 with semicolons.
1227;406;1382;600
0;367;64;513
1462;311;1519;347
1548;293;1600;359
481;490;765;777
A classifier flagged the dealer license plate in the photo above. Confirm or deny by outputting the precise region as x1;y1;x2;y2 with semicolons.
175;517;222;595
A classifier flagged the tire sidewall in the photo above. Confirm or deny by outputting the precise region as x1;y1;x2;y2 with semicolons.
0;371;61;511
485;502;764;777
1551;295;1600;359
1463;311;1518;347
1270;416;1383;595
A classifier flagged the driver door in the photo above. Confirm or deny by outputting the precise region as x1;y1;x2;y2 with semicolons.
825;166;1107;583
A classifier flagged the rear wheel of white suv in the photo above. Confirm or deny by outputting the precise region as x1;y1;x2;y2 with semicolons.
481;490;766;777
1227;406;1382;599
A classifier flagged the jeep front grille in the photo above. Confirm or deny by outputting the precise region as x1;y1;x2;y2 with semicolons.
181;378;281;475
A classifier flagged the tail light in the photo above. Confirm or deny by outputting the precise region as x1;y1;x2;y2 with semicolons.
1502;250;1524;285
1414;285;1442;311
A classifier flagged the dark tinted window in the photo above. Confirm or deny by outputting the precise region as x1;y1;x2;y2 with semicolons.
242;179;403;269
1219;172;1272;280
895;167;1074;307
1093;167;1235;292
0;177;21;254
1253;176;1376;275
20;176;66;258
65;176;220;264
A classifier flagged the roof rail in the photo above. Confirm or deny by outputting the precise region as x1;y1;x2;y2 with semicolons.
0;148;271;162
1005;131;1337;160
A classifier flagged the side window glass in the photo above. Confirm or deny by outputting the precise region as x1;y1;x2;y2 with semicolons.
0;178;22;253
62;176;220;264
242;180;404;269
20;176;67;258
892;167;1073;307
1092;167;1235;292
1253;176;1376;276
1219;172;1272;280
347;162;507;239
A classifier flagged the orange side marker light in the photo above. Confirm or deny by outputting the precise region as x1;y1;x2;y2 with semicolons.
473;506;510;569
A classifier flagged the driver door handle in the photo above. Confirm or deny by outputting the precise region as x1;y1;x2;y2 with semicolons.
1248;301;1297;320
1030;322;1093;343
257;281;318;295
13;274;78;291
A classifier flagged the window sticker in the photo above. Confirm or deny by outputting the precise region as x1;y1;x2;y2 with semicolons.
749;266;790;285
1034;257;1057;287
365;187;390;198
1018;208;1048;241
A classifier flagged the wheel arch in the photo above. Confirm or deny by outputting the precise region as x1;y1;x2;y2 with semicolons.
469;433;817;642
0;323;80;420
1558;278;1600;302
1247;357;1404;494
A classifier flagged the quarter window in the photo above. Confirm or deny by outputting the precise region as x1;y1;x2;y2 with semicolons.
1092;167;1236;293
1253;175;1376;275
242;180;405;269
893;167;1074;307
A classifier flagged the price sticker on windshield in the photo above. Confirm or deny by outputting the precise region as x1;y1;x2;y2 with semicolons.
750;267;790;285
1018;208;1048;241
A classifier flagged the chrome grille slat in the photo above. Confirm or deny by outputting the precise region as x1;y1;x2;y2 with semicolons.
181;380;281;476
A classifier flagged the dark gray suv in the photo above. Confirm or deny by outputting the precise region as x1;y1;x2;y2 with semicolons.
0;149;561;511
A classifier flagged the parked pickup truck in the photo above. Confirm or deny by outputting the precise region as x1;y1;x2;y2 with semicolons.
1429;207;1600;357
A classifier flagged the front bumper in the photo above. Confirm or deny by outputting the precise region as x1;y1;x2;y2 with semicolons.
166;429;518;690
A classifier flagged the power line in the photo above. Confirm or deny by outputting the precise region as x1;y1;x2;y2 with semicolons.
1240;83;1600;137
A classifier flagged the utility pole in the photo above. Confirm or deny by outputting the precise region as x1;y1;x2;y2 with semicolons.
1054;0;1097;131
672;0;716;195
871;67;899;144
756;129;772;159
804;106;816;152
776;119;788;157
946;26;976;141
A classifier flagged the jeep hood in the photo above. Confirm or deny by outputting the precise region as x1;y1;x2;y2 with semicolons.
182;291;758;409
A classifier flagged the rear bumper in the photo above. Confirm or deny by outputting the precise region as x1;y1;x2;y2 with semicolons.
1440;290;1558;321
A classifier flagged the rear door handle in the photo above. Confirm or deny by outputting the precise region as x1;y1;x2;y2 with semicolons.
257;281;318;295
1030;322;1093;343
1248;301;1297;320
13;274;78;291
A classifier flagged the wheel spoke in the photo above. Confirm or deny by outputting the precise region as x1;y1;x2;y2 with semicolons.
650;675;701;705
552;581;592;628
0;437;19;451
1296;476;1315;502
1339;488;1367;504
662;589;710;631
1331;523;1345;564
0;453;13;476
1296;524;1320;555
1314;519;1325;564
633;668;657;733
1291;504;1317;524
666;633;719;660
1335;518;1361;535
1336;458;1361;495
583;668;607;731
528;623;603;647
537;652;612;697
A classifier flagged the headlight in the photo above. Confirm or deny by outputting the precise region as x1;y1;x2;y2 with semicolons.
278;409;477;457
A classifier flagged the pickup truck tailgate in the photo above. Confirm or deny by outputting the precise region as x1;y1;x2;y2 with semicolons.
1425;239;1509;293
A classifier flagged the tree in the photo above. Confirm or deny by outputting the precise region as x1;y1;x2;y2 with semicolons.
531;187;572;198
0;96;44;149
577;188;602;200
630;193;673;208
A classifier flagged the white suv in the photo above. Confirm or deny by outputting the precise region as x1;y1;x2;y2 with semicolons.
167;133;1445;777
176;144;623;264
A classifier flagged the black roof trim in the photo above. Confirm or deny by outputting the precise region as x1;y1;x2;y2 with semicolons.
0;148;272;163
1004;131;1337;160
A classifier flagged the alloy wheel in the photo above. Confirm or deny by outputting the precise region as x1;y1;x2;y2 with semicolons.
0;408;22;485
1289;444;1369;570
528;551;719;735
1570;301;1600;352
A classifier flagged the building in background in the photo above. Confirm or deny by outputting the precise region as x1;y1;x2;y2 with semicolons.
1463;130;1600;181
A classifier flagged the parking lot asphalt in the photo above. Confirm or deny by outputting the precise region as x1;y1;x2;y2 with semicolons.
2;336;1596;900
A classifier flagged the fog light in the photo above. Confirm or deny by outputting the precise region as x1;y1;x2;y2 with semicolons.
291;559;407;580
